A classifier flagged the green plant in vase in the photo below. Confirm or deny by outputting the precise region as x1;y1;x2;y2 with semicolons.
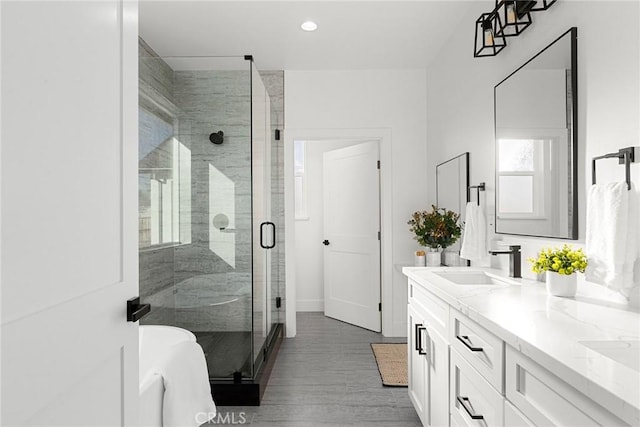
408;205;462;266
529;245;587;297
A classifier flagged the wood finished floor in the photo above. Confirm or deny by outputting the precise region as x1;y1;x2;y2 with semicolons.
213;312;422;426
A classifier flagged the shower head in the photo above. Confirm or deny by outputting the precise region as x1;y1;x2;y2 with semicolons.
209;131;224;145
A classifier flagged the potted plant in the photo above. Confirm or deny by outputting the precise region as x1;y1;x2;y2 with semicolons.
408;205;462;266
529;245;588;297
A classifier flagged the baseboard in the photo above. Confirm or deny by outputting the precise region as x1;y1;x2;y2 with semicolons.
296;299;324;312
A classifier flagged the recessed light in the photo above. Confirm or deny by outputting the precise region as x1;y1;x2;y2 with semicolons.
301;21;318;32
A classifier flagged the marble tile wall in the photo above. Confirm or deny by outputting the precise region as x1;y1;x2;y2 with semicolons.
173;69;253;333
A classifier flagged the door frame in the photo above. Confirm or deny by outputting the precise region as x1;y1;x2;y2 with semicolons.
284;128;393;337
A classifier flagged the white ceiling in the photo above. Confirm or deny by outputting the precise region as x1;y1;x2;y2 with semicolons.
139;1;477;70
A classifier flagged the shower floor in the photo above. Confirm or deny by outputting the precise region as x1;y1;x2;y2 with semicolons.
194;331;252;379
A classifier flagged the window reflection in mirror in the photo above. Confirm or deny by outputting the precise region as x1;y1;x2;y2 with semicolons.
494;27;577;239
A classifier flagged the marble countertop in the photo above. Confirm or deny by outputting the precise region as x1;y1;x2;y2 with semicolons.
402;266;640;426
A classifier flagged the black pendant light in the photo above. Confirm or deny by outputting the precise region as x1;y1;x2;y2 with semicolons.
474;12;507;57
530;0;557;11
473;0;556;58
494;0;536;37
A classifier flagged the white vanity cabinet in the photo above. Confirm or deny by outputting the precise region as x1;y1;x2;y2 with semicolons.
408;279;450;427
404;268;637;427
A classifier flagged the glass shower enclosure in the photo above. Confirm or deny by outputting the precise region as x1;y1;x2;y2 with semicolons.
138;51;283;402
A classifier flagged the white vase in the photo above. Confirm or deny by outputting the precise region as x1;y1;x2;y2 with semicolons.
546;271;577;297
414;254;426;267
426;248;441;267
443;251;460;267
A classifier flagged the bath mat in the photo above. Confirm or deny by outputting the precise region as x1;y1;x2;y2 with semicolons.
370;343;408;387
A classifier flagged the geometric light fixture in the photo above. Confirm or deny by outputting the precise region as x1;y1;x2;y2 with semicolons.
474;11;507;57
473;0;557;58
494;0;535;37
530;0;557;11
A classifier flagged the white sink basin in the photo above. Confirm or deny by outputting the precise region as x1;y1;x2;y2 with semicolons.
433;271;514;286
579;340;640;372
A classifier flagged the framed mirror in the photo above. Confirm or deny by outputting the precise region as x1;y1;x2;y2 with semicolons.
436;152;469;266
494;27;578;239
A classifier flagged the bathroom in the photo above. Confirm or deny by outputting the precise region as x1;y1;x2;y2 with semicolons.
1;1;639;426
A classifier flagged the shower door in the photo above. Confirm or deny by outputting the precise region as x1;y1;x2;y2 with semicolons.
251;61;274;373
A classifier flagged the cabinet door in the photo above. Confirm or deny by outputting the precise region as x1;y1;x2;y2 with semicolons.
427;325;450;427
408;304;429;425
505;346;627;426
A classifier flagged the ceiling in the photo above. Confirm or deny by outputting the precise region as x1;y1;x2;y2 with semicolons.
139;1;477;70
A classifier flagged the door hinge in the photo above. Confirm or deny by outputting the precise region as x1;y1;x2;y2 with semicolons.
377;160;381;169
276;296;282;308
378;231;381;240
378;302;382;312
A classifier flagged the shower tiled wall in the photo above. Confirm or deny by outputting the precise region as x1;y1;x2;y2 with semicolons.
173;69;253;332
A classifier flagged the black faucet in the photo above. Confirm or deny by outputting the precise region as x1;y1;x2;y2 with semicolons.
488;245;522;278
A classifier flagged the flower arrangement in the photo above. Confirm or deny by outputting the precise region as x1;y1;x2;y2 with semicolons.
529;245;588;275
408;205;462;249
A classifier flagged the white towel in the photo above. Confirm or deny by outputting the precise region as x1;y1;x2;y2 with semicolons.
460;202;490;265
157;341;217;427
585;182;638;298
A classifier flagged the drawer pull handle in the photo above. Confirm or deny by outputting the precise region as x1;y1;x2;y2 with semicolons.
457;396;484;420
416;324;428;355
414;323;423;351
456;335;483;352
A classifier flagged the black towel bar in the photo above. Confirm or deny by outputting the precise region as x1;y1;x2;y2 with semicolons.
592;147;636;190
467;182;486;206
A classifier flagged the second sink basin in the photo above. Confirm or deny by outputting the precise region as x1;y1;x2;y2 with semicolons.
433;271;514;285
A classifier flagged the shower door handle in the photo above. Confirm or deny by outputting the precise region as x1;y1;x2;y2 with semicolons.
260;221;276;249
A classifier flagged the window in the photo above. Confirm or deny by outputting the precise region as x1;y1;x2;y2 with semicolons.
138;108;191;248
294;140;308;219
497;138;545;217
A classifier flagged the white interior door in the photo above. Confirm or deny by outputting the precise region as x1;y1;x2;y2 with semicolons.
323;141;380;332
1;2;139;425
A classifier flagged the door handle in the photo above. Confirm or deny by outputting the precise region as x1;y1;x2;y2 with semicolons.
127;297;151;322
260;222;276;249
416;325;427;356
456;396;484;420
322;240;330;246
414;323;423;351
456;335;484;352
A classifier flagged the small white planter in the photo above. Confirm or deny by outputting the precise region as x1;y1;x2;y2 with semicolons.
426;249;441;267
414;253;426;267
546;271;577;297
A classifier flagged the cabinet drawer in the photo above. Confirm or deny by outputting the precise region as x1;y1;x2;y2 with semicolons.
450;349;504;427
504;400;535;426
450;309;504;393
409;279;449;339
505;346;627;426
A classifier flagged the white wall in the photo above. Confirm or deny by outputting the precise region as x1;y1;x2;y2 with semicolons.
295;140;365;311
427;1;639;301
285;69;428;336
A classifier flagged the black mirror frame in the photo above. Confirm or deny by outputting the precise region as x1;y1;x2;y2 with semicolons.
493;27;578;240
